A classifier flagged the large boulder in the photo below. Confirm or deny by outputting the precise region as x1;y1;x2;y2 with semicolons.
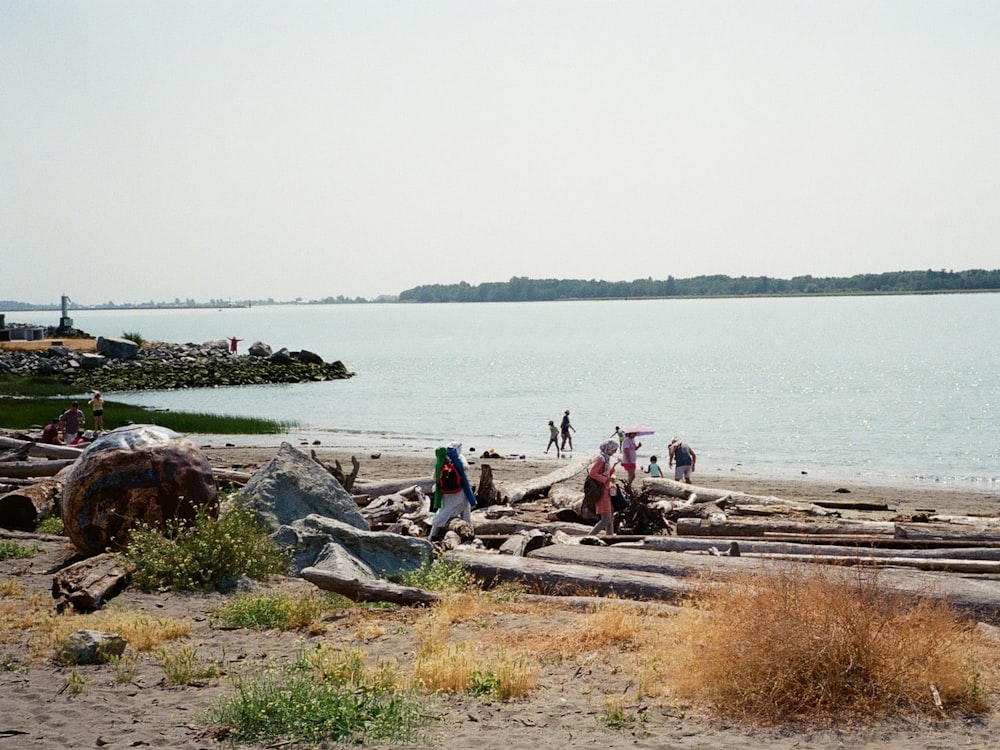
60;425;218;555
273;514;432;578
247;341;272;358
239;443;368;533
96;336;139;360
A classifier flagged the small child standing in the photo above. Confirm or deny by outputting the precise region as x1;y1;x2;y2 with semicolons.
646;455;664;478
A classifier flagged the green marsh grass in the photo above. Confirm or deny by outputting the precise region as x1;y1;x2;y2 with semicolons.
0;394;291;434
210;592;339;632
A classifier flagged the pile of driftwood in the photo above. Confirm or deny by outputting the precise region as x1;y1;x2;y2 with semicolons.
6;433;1000;623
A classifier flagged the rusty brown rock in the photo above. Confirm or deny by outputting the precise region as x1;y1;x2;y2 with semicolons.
60;424;218;555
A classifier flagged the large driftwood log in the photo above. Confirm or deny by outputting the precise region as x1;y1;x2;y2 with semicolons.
525;544;1000;620
676;517;895;537
51;552;134;613
640;477;833;515
895;523;1000;543
0;436;84;461
500;458;589;505
636;536;1000;560
212;467;252;485
0;479;61;531
300;566;439;605
0;459;77;478
444;550;693;602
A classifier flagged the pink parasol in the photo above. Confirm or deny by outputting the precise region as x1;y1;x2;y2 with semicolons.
623;425;655;436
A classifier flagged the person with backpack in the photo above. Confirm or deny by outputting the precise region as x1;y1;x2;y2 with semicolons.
586;439;620;537
428;442;477;541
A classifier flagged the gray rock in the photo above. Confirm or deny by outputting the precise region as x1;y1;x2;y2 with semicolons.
240;442;368;533
248;341;272;357
96;336;140;360
58;629;127;665
269;347;294;365
292;349;324;365
80;353;107;369
273;513;432;578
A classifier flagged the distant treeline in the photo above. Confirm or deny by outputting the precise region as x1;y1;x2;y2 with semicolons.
398;269;1000;303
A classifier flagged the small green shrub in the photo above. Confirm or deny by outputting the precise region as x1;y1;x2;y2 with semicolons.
206;648;427;746
400;557;475;592
124;500;288;592
158;645;220;686
121;331;145;347
0;541;40;560
36;516;64;535
211;592;335;631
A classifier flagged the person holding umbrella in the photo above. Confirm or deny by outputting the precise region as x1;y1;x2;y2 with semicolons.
621;425;655;486
621;432;642;486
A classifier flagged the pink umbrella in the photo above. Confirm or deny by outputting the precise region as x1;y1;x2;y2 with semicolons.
623;425;655;436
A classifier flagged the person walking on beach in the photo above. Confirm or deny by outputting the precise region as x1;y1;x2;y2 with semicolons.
669;438;697;484
545;420;561;457
587;439;620;537
88;390;105;432
59;401;85;444
227;336;242;354
621;431;642;486
560;410;575;452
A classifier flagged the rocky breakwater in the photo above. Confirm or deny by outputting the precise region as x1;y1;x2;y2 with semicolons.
0;337;353;391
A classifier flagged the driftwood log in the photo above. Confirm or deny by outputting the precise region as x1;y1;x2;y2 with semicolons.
0;443;31;462
310;451;360;492
636;536;1000;560
476;463;499;506
500;458;589;505
212;467;253;485
0;459;77;479
0;436;84;461
51;552;135;613
0;479;61;531
444;549;693;602
676;517;896;537
300;566;439;605
895;523;1000;542
353;476;434;498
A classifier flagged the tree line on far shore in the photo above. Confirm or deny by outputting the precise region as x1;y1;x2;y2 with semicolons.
398;268;1000;303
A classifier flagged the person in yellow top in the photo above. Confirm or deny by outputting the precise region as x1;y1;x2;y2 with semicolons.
88;390;105;432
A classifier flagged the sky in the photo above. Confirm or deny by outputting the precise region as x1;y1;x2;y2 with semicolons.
3;1;999;305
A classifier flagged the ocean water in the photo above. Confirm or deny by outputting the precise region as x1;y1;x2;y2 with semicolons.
6;294;999;492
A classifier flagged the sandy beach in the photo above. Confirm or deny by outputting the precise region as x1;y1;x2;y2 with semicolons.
2;443;999;749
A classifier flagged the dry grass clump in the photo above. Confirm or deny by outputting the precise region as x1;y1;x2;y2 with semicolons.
660;566;999;724
0;587;191;663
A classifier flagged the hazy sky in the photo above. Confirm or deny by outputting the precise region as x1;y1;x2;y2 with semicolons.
3;1;998;304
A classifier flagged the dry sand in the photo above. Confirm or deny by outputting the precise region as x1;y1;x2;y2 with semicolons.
1;444;999;749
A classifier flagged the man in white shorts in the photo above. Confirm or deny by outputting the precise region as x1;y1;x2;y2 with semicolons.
669;438;696;484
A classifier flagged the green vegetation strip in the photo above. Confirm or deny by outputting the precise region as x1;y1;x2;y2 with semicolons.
0;384;291;435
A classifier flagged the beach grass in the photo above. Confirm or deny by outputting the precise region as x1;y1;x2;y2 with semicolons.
0;395;292;435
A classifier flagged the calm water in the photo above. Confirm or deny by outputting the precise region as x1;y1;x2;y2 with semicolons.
6;295;999;492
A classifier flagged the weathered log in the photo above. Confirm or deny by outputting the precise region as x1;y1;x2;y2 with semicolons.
353;476;434;498
0;436;84;461
0;479;61;531
476;463;500;506
0;459;76;478
444;549;693;602
636;536;1000;561
500;458;589;505
738;552;1000;575
676;517;895;537
0;443;31;462
359;494;412;528
725;531;1000;550
895;523;1000;543
640;477;834;515
300;566;439;605
51;552;135;613
310;451;360;492
814;499;891;511
212;467;253;485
